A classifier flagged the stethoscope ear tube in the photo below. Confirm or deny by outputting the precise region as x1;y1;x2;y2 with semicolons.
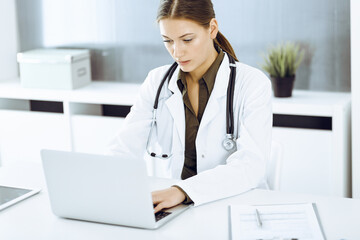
153;62;178;110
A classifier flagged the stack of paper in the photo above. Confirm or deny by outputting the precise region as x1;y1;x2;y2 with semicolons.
229;203;325;240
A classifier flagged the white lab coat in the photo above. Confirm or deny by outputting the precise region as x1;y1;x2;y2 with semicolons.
108;53;272;206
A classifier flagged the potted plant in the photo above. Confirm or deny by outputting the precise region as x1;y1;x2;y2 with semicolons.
261;42;304;97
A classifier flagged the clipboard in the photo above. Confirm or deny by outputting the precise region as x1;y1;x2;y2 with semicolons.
228;203;326;240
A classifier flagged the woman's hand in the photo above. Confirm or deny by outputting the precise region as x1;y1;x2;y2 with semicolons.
152;187;186;213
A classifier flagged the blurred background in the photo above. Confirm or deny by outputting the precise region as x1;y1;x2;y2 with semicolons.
9;0;350;91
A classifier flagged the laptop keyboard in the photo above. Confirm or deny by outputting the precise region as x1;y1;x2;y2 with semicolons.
155;211;172;222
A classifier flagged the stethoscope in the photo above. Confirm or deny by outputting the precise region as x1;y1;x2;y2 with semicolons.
146;51;237;159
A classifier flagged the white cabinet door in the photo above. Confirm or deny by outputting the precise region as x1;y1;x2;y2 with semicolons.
71;115;125;155
0;110;71;166
272;127;333;195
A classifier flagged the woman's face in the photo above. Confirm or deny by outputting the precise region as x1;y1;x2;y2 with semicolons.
159;18;218;74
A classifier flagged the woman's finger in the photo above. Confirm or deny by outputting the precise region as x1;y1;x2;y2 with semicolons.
154;202;165;213
151;190;163;205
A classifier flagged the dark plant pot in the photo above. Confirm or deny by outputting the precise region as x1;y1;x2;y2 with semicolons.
270;75;295;98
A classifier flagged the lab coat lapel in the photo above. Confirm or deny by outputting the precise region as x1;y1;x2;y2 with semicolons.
199;53;230;130
165;67;185;148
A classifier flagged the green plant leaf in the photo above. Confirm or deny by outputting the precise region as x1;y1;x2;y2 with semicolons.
260;41;304;78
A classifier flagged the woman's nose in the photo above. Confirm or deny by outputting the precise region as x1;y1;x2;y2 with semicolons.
173;43;184;60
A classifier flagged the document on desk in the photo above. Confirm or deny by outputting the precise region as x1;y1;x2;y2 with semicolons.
229;203;325;240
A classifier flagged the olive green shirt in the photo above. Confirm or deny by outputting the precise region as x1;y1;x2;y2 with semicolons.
177;50;225;180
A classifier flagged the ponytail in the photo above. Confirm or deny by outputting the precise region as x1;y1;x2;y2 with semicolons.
214;31;238;61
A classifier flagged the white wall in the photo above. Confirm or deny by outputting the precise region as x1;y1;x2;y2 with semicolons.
17;0;351;87
351;0;360;198
0;0;18;80
41;0;117;47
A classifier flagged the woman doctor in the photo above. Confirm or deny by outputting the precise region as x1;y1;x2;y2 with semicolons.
108;0;272;213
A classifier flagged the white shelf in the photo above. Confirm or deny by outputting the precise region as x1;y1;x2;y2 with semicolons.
272;90;351;116
0;79;140;105
271;90;351;197
1;79;351;113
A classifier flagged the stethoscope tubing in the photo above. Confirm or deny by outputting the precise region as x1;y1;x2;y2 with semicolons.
226;56;236;137
153;62;178;110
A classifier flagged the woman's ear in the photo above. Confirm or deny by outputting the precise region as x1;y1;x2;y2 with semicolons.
209;18;219;39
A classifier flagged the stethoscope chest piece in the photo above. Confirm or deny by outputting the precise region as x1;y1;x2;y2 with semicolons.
222;134;236;151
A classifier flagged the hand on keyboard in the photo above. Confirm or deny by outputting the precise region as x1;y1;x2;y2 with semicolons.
152;187;185;213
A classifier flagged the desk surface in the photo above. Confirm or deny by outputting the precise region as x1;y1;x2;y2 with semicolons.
0;163;359;240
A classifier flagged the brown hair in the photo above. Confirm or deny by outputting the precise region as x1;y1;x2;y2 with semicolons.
157;0;238;61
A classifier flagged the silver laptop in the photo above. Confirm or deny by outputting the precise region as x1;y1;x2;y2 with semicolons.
41;149;191;229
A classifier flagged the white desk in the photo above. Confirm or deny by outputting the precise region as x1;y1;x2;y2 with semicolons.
0;164;359;240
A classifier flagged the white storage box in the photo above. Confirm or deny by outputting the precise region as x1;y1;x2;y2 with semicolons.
17;48;91;89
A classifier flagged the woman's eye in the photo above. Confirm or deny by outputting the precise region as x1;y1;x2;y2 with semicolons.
163;39;172;43
184;39;192;42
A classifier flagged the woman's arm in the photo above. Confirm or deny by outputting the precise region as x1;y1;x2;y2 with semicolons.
175;68;272;206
